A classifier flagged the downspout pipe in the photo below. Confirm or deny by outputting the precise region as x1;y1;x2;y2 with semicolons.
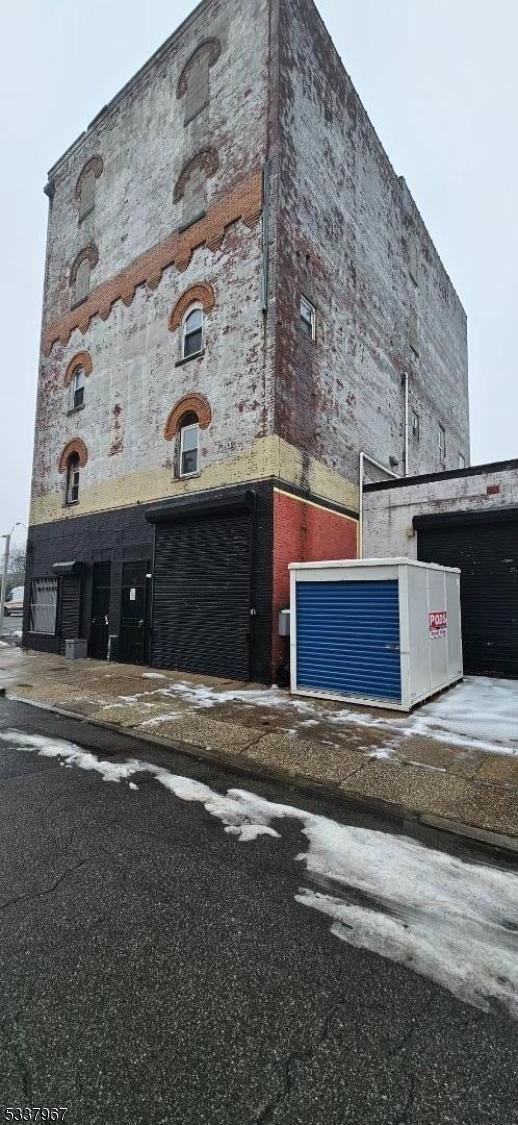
359;452;400;559
404;371;409;477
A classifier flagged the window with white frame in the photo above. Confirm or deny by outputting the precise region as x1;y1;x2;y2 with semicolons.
29;578;58;635
300;295;316;340
411;409;420;441
439;423;446;465
182;305;203;359
71;366;86;411
66;453;81;504
179;414;200;476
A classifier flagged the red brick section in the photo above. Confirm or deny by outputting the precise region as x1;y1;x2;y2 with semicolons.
164;394;212;439
169;282;215;330
272;489;358;675
64;351;93;387
42;171;263;357
58;438;88;472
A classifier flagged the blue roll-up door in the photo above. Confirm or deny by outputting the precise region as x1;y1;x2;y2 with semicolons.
295;579;401;702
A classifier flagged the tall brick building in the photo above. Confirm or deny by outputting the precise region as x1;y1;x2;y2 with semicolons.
25;0;469;682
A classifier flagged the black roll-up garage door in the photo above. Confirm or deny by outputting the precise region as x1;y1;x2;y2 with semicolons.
417;515;518;677
151;507;252;680
59;575;81;648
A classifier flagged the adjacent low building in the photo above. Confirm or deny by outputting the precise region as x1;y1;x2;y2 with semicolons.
363;459;518;678
25;0;469;682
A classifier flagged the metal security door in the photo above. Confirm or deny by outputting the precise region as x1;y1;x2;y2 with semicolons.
152;511;252;680
89;562;111;660
418;518;518;677
119;560;149;665
295;579;402;702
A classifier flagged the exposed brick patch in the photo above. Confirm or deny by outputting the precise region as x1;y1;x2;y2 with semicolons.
173;149;219;203
42;172;262;356
64;351;93;387
177;38;221;97
69;245;99;285
74;156;103;199
169;282;215;329
164;394;212;439
272;488;357;674
58;438;88;472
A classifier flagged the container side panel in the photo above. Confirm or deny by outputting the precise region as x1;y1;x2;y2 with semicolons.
407;564;431;704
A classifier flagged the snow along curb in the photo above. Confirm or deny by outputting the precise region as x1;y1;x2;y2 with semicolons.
6;692;518;862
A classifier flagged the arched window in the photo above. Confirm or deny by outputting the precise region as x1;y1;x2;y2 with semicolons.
179;412;200;477
74;258;91;305
71;366;86;410
182;304;203;358
177;39;221;126
174;149;218;229
70;246;98;308
75;156;103;222
66;453;81;504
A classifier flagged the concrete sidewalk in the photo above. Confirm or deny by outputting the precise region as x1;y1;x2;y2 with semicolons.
1;643;518;844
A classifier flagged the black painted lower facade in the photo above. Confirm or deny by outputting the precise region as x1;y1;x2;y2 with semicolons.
24;482;274;684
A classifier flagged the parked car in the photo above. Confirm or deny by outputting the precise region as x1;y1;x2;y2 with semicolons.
4;585;24;616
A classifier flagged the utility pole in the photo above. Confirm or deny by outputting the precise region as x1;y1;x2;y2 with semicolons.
0;522;24;630
0;533;11;629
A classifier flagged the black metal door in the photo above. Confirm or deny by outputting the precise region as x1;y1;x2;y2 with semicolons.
119;560;149;665
418;519;518;677
59;574;81;651
89;562;111;660
152;511;252;680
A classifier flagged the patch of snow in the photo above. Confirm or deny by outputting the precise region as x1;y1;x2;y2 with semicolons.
139;713;183;727
407;677;518;755
141;672;167;680
0;641;8;647
368;748;395;761
129;782;139;791
4;725;518;1017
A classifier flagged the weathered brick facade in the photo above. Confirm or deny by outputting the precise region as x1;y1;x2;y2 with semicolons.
27;0;470;681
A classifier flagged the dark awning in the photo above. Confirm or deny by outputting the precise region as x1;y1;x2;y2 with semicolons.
52;561;83;575
145;489;256;525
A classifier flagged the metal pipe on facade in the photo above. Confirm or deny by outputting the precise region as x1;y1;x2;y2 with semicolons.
358;452;400;559
404;371;410;477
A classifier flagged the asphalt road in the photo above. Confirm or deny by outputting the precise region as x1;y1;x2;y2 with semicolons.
0;699;518;1125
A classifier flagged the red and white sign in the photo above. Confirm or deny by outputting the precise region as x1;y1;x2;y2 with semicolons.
429;610;447;638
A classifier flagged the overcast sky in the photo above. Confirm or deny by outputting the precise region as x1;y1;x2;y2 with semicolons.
1;0;516;547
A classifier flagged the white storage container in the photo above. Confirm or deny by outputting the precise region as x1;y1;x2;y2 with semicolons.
290;558;463;711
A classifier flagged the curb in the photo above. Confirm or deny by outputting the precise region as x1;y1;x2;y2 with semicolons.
5;691;518;864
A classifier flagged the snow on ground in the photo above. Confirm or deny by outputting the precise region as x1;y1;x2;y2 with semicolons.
141;672;167;680
121;676;518;757
407;677;518;754
3;725;518;1018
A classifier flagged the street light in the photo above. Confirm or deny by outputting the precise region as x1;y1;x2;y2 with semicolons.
0;522;25;630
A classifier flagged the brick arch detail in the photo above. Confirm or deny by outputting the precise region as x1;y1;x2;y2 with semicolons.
69;245;99;285
169;283;215;330
164;394;212;440
64;351;93;387
58;438;89;473
177;38;221;97
74;155;103;200
173;149;219;203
